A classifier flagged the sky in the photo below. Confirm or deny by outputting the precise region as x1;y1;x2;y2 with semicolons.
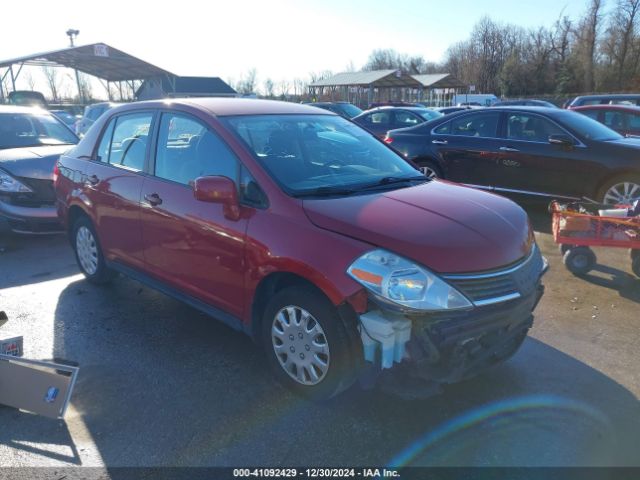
2;0;590;97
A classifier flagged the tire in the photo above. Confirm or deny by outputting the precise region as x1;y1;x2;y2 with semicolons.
72;216;116;284
563;246;596;275
559;244;575;255
261;286;357;401
416;160;442;180
597;174;640;205
632;256;640;279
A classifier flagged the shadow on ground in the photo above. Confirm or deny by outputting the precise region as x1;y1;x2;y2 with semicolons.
36;276;640;467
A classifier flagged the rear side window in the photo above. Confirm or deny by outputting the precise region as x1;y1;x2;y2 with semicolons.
628;113;640;130
394;111;421;126
96;118;115;162
603;111;624;130
448;112;500;138
107;113;152;171
154;113;238;185
366;111;390;125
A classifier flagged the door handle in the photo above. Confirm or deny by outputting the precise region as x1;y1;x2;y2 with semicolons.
86;174;99;185
432;139;448;145
499;146;520;152
144;193;163;206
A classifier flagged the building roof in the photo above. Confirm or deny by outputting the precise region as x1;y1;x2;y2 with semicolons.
412;73;467;89
0;43;175;82
160;76;236;96
309;70;422;88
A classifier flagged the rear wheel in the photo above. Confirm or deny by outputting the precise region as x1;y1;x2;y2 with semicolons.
563;246;596;275
261;286;356;400
417;160;442;179
72;216;116;284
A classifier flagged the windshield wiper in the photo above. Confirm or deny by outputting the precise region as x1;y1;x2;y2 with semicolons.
293;186;359;198
293;176;427;198
357;175;428;191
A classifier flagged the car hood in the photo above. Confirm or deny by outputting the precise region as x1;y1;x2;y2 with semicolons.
0;145;72;179
303;180;533;274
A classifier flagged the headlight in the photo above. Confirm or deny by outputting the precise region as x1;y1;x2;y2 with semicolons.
0;170;32;193
347;249;472;312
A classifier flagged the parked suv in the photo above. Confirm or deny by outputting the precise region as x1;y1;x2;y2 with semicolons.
55;99;547;399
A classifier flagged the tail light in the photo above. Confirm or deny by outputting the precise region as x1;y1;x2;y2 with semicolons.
384;135;393;144
53;163;60;185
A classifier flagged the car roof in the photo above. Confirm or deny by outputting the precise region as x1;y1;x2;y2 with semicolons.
360;106;430;114
110;98;337;117
573;104;640;111
0;105;51;115
573;94;640;100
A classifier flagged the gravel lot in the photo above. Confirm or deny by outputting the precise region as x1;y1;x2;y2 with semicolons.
0;202;639;468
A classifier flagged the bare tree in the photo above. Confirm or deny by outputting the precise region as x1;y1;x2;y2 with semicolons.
237;68;258;95
277;79;290;98
25;72;37;91
42;66;61;102
263;78;274;98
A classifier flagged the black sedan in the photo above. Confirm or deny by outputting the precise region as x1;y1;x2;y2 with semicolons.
385;106;640;204
0;106;78;234
353;106;443;139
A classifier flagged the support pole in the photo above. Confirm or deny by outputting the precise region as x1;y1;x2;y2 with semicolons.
75;69;83;104
9;66;16;92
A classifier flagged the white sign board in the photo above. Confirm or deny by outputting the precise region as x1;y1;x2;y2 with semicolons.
469;85;476;92
94;44;109;57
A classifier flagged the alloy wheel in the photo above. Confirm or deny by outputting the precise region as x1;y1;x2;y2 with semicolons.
76;226;99;275
419;165;438;179
603;181;640;205
271;305;330;386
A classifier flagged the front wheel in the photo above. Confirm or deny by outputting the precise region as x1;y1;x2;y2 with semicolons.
72;216;116;284
261;286;356;400
598;175;640;205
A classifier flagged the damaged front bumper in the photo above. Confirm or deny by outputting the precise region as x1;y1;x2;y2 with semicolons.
359;283;545;398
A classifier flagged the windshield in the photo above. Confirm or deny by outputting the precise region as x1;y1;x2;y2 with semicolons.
417;109;444;121
0;112;78;149
559;110;624;141
222;114;422;197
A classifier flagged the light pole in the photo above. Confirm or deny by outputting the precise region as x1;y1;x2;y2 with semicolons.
66;29;79;47
66;29;83;104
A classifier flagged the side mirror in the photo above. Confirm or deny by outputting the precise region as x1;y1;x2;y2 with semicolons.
193;175;240;220
548;134;575;147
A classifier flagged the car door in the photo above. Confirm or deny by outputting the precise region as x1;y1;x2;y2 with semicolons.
83;111;153;269
492;111;590;198
140;111;248;318
429;111;502;186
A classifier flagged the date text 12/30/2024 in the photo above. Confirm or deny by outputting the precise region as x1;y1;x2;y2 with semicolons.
233;469;400;478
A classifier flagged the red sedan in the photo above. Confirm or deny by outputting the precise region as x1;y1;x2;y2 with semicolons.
573;104;640;136
55;98;546;399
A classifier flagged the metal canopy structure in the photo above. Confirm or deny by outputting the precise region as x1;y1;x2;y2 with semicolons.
412;73;468;106
0;43;176;103
308;70;423;107
412;73;467;89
